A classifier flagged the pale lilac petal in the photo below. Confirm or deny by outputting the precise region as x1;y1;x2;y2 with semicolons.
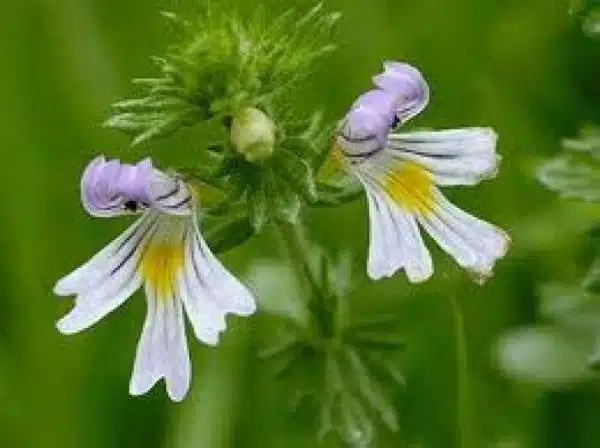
116;158;153;203
80;156;194;218
81;156;125;217
372;61;430;123
351;90;398;126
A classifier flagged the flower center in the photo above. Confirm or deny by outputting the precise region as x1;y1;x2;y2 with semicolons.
140;243;185;299
382;161;434;214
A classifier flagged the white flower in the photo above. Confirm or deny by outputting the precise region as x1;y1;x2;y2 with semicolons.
54;156;256;401
335;61;509;283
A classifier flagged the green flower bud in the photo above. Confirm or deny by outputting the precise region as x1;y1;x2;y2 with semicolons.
230;108;276;162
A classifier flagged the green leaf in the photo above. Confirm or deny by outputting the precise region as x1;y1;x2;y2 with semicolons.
276;149;318;201
105;5;340;146
345;332;406;352
583;257;600;293
583;7;600;37
205;217;255;253
538;283;594;319
496;326;593;388
248;176;269;232
537;155;600;201
343;348;399;432
563;126;600;159
273;180;302;224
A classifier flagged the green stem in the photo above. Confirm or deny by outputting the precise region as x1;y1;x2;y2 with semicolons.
277;221;320;296
448;293;470;448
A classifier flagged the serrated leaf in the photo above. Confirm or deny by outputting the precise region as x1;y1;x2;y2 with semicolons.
344;348;399;433
205;217;254;253
364;352;406;387
130;114;183;146
537;156;600;201
111;97;185;111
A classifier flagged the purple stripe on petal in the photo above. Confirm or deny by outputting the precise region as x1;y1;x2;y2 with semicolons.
81;156;157;217
80;156;194;218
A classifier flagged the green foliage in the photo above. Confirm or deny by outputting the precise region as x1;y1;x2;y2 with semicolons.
106;4;343;242
500;126;600;388
196;112;325;232
9;0;600;446
260;252;405;446
105;4;339;146
571;0;600;37
537;127;600;201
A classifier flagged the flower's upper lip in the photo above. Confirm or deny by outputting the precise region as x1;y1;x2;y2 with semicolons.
80;156;194;218
337;61;431;159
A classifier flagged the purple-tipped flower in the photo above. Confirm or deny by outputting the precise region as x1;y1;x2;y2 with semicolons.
55;156;256;401
372;61;429;123
334;61;509;283
81;156;191;217
338;62;430;158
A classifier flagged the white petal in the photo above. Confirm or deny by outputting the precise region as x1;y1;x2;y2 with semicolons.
179;264;226;346
193;220;256;315
129;285;191;402
179;222;256;345
54;213;154;296
418;188;509;280
55;213;157;334
360;175;433;283
364;184;400;279
388;201;433;283
56;273;142;335
386;128;499;186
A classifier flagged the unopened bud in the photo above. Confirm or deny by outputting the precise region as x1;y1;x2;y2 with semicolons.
230;107;276;162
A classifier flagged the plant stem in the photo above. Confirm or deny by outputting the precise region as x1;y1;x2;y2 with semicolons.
448;293;470;448
277;221;320;296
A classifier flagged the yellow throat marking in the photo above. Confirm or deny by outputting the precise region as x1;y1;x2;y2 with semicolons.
382;161;434;214
140;243;185;299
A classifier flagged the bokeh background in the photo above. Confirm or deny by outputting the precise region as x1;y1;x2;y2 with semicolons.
2;0;600;447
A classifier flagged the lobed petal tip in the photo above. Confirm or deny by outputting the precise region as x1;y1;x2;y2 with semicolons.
467;268;494;286
56;317;78;335
168;392;187;403
52;280;71;296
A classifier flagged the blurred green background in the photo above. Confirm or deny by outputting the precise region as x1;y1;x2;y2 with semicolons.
2;0;600;447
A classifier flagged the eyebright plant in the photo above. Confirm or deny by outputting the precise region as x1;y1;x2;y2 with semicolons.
54;3;509;445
